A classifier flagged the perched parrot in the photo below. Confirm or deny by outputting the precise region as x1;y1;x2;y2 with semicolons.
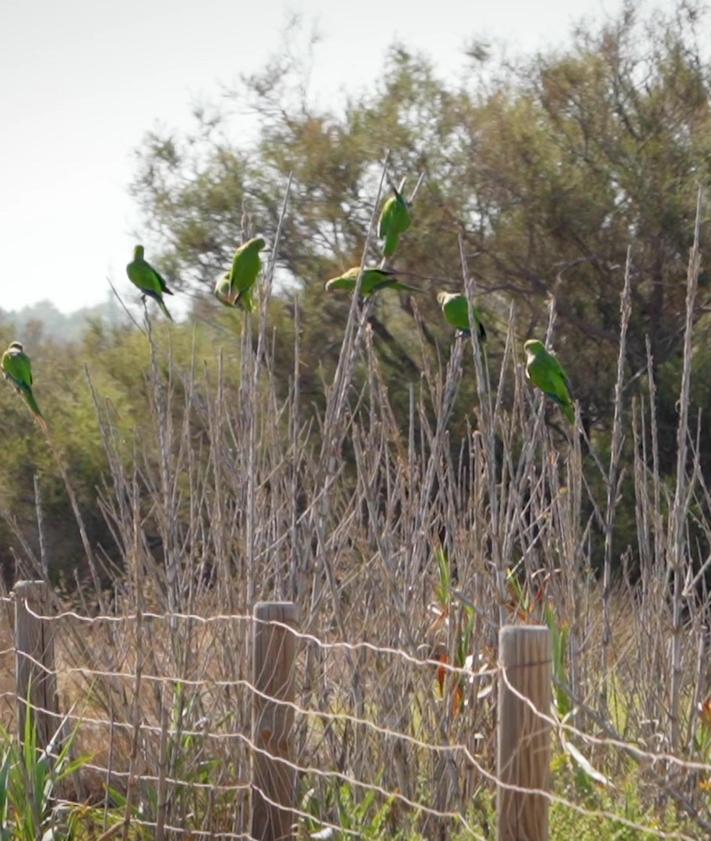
325;266;418;296
437;292;486;342
377;188;411;257
1;341;43;419
126;245;174;321
524;339;575;423
214;236;266;312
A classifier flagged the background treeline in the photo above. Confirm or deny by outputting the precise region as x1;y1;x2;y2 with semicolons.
2;2;711;585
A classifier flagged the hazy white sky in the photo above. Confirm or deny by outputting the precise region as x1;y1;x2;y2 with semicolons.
1;0;660;313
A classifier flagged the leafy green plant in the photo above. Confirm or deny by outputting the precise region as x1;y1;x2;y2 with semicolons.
300;779;406;840
544;604;572;718
0;706;89;841
102;785;151;840
549;776;690;840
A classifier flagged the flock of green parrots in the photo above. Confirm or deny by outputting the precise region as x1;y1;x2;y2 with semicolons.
0;184;576;427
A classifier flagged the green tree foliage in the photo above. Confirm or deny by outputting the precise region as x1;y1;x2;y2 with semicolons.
131;4;711;437
0;320;236;583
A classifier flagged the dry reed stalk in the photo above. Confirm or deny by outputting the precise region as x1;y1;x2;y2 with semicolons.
601;246;633;700
668;188;703;751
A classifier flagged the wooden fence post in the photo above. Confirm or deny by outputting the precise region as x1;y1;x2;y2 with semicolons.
14;580;60;749
497;625;552;841
251;601;299;841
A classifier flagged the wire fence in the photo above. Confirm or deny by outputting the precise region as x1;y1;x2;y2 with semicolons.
0;585;708;840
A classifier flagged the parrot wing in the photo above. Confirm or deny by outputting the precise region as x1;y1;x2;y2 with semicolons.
377;196;396;239
127;260;173;296
230;238;265;295
529;353;574;422
152;264;173;295
378;193;411;257
2;349;32;387
441;295;486;340
325;268;417;295
443;296;470;331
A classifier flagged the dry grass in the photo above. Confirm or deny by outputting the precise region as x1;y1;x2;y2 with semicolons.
0;187;710;838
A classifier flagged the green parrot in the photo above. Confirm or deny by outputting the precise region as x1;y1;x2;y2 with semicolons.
377;188;411;258
524;339;575;423
214;236;266;312
325;266;418;296
1;341;43;419
126;245;174;321
437;291;486;341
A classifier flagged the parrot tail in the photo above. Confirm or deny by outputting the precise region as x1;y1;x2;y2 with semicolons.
548;392;575;424
157;297;174;322
143;290;173;321
458;323;486;343
20;384;43;420
392;282;421;293
236;288;256;313
383;232;399;258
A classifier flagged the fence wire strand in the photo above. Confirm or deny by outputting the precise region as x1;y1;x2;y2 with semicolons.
1;600;708;840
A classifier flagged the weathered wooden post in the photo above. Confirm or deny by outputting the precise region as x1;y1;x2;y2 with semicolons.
497;625;552;841
14;580;60;749
251;601;299;841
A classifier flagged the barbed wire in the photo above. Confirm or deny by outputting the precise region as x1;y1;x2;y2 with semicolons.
10;693;485;837
13;647;492;757
499;664;711;775
56;783;364;840
17;599;498;679
9;690;705;841
70;759;251;792
10;642;711;781
1;597;708;839
53;797;260;839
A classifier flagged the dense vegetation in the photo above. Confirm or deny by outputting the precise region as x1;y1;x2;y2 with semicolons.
1;6;711;835
3;3;711;585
